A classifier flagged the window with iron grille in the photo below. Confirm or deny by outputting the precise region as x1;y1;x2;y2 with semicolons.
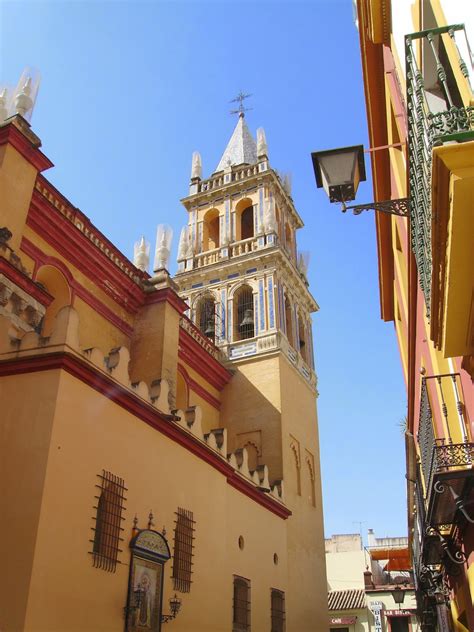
233;576;250;631
235;286;254;341
90;470;126;572
172;507;195;592
271;589;285;632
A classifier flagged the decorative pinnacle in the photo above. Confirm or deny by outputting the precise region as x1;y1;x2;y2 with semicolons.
147;510;154;529
133;514;138;529
230;91;252;117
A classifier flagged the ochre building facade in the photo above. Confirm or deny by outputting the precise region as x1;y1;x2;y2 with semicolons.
0;109;327;631
355;1;473;630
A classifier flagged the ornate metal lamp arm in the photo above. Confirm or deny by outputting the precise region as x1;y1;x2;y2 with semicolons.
341;198;409;217
449;485;474;524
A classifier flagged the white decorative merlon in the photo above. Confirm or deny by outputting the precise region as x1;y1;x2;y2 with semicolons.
153;224;173;272
191;151;202;180
257;127;268;158
133;236;150;272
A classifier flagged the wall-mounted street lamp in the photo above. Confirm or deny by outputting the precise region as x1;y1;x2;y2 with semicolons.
311;145;409;216
161;594;182;623
391;586;406;605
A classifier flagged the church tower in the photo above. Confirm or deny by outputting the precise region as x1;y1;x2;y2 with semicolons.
174;110;327;629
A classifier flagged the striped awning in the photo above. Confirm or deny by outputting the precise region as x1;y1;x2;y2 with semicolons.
328;588;366;611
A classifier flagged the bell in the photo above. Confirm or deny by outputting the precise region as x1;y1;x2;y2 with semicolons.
240;309;254;328
204;318;215;337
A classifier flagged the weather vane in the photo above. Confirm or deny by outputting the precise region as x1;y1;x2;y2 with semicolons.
230;91;253;117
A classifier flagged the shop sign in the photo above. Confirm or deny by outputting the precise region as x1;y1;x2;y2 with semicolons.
329;617;357;625
369;601;383;632
385;609;415;617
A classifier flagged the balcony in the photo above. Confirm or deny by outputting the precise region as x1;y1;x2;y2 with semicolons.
406;24;474;348
417;374;473;528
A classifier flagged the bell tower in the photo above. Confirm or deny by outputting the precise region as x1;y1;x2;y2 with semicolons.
174;112;327;629
176;113;317;380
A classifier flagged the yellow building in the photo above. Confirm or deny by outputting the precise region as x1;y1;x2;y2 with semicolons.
352;1;474;630
0;87;327;631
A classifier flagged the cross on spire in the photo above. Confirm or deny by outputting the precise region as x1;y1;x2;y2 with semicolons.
230;91;253;117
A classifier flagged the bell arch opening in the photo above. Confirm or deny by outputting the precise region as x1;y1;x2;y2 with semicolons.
235;198;254;242
233;285;254;341
195;295;216;341
202;209;220;252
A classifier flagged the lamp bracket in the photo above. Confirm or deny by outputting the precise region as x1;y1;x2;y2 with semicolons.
434;479;474;524
342;197;409;217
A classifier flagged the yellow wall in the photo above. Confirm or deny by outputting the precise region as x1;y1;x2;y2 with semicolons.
0;369;289;632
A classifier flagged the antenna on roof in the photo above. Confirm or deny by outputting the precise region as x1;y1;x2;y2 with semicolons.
230;91;253;117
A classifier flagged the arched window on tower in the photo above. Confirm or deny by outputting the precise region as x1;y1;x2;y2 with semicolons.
202;209;220;252
298;313;307;363
234;285;254;341
284;223;293;258
241;206;254;240
196;295;216;340
284;295;294;347
235;198;254;242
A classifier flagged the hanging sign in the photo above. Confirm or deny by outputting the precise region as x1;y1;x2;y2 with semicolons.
370;601;384;632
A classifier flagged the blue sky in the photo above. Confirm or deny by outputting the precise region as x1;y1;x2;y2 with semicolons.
1;0;407;541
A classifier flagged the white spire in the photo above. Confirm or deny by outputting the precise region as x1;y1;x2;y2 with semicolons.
257;127;268;158
178;225;192;261
133;236;150;272
191;151;202;180
153;224;173;272
215;115;257;173
0;88;8;123
13;68;41;122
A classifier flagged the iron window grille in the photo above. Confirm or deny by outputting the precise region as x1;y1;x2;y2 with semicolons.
172;507;195;593
233;576;251;631
90;470;126;572
271;589;285;632
235;286;254;341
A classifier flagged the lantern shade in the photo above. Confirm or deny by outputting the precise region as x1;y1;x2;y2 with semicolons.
391;586;405;604
311;145;366;203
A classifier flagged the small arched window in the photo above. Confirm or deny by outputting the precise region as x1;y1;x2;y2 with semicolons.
202;209;220;251
36;264;72;336
196;295;216;340
241;206;254;240
176;370;189;410
284;296;293;347
298;313;307;362
234;286;254;341
235;198;254;242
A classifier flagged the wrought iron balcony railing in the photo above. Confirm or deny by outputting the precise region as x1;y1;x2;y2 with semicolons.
406;24;474;317
418;374;472;519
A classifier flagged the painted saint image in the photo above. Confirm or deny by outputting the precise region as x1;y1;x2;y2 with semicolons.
134;564;157;629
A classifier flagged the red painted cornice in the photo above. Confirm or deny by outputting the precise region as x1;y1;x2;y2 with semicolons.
178;328;232;391
178;363;221;410
0;255;53;307
0;351;290;520
145;286;188;314
28;189;145;314
0;122;53;172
